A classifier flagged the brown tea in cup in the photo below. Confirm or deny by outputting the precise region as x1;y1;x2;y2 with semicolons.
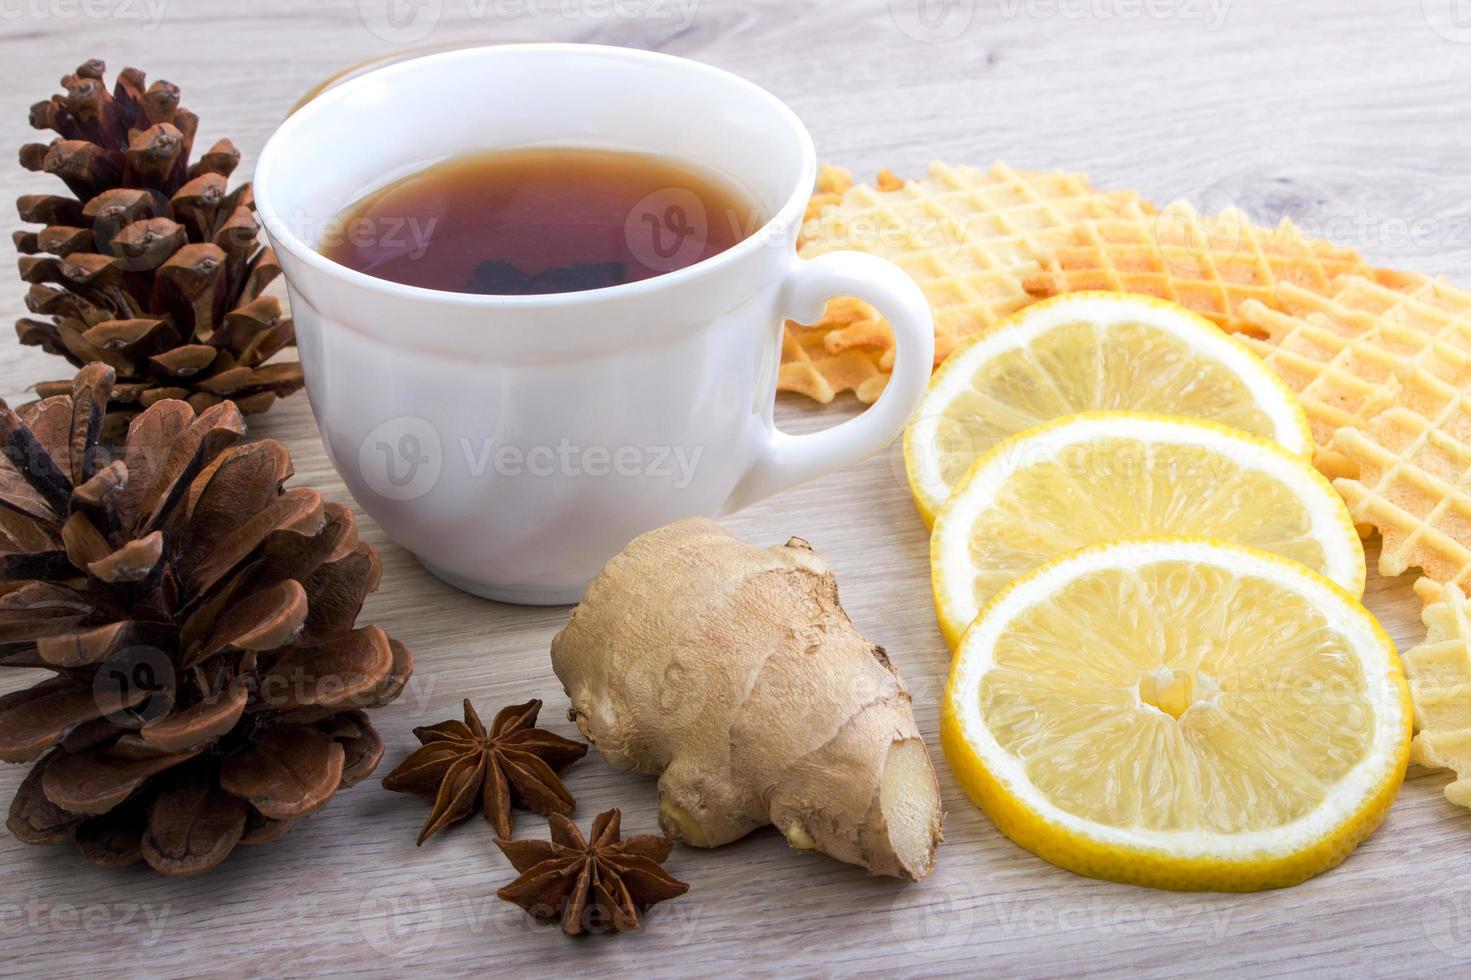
318;146;759;295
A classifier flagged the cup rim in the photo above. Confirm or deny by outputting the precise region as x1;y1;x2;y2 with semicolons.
253;42;817;309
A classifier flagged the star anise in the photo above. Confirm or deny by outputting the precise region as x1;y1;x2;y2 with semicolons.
382;699;586;843
495;809;689;936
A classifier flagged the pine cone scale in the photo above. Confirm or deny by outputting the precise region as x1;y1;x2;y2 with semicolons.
217;725;344;820
7;758;79;843
149;343;215;377
138;683;248;754
187;580;307;668
42;742;201;814
130;399;245;533
0;677;133;763
137;770;248;875
35;226;92;256
187;488;324;598
0;466;60;526
239;810;292;846
35;618;153;669
0;619;88;659
331;712;386;788
18;194;85;226
259;625;395;713
82;316;169;350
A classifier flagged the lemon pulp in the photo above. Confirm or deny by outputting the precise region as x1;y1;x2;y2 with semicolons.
905;293;1312;524
931;412;1364;646
943;539;1411;891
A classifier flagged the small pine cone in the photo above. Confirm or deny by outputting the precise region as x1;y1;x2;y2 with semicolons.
15;59;305;438
0;363;412;875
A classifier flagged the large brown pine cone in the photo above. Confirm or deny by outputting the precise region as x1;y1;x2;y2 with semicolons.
0;363;411;875
15;59;304;439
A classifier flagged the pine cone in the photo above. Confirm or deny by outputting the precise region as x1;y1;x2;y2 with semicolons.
0;363;412;875
14;59;304;439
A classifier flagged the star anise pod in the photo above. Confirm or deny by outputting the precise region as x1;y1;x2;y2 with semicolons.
495;809;689;936
382;698;586;843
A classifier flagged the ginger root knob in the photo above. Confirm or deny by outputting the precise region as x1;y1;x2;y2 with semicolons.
551;518;944;880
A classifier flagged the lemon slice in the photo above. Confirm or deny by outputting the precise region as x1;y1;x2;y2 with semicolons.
942;538;1410;891
931;412;1362;647
904;292;1312;525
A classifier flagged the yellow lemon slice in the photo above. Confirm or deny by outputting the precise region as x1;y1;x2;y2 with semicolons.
904;292;1312;525
942;538;1411;891
931;412;1362;648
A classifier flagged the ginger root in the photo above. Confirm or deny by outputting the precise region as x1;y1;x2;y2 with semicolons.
550;518;943;880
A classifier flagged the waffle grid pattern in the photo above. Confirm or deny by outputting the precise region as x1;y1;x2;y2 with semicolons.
1227;273;1471;602
779;161;1142;403
1021;203;1390;336
1403;587;1471;807
1239;274;1467;477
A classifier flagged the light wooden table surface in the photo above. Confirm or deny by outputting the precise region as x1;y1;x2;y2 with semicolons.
2;1;1470;976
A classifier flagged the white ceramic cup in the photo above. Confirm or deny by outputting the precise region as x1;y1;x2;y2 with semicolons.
255;43;933;604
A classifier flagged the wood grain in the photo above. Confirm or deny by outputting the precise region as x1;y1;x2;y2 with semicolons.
2;1;1470;975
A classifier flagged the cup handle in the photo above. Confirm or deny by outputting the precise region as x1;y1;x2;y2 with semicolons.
724;251;935;513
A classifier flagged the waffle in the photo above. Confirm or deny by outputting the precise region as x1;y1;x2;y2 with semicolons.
1238;273;1461;479
1021;201;1393;336
779;161;1144;403
1231;273;1471;602
781;309;891;405
1402;587;1471;808
1331;383;1471;604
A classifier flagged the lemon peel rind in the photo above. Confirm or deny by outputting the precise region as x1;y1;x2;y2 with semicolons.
941;537;1411;892
904;291;1314;525
930;411;1365;648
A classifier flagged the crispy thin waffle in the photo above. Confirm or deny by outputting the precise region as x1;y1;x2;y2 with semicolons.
779;162;1145;403
1403;587;1471;808
1229;272;1471;602
1238;273;1458;479
1021;201;1394;336
1332;385;1471;605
